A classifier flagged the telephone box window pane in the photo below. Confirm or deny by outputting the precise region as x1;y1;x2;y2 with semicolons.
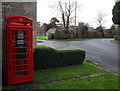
16;60;27;65
16;42;26;47
12;30;26;35
16;54;26;59
16;36;26;41
16;48;26;53
15;31;26;35
16;66;28;71
16;71;27;77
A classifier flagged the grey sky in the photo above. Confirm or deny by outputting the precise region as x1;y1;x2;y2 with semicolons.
37;0;116;29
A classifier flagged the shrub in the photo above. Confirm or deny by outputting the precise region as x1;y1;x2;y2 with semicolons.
48;33;54;39
54;30;60;39
34;46;85;69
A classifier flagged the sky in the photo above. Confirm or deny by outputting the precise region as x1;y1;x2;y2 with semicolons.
37;0;116;29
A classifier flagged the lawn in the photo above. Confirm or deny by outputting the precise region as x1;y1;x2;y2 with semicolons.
2;61;119;90
37;35;48;40
37;40;43;43
34;61;105;84
37;35;102;41
43;73;119;89
37;35;47;38
33;61;119;89
48;38;98;41
37;37;48;40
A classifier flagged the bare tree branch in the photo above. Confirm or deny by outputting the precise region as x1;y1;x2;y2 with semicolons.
96;10;107;27
50;0;81;33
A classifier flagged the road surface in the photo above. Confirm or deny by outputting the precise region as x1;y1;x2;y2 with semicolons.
37;38;119;74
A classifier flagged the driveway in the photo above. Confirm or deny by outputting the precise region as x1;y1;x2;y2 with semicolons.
37;38;119;74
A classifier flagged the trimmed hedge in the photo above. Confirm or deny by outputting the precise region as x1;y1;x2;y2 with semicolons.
34;46;85;69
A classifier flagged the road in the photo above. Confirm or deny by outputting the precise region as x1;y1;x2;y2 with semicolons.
37;38;119;74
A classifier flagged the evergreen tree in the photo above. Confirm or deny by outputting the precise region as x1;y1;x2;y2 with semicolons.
112;1;120;24
96;26;104;37
112;1;120;41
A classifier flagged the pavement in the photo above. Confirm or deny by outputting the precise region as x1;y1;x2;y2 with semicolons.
37;38;119;74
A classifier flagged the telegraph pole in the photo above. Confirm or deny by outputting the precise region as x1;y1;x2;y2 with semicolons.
75;2;77;37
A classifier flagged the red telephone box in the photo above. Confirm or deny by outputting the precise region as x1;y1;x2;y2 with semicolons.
5;15;33;85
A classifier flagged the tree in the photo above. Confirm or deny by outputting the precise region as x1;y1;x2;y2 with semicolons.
96;10;107;27
112;1;120;40
78;22;88;31
50;17;60;26
54;29;60;39
95;10;107;37
78;22;88;38
112;1;120;24
44;17;60;32
96;26;104;37
108;25;116;35
52;0;80;34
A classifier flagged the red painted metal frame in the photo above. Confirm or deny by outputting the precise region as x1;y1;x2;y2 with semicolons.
5;15;33;85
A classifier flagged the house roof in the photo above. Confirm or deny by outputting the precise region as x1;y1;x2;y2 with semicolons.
46;28;56;34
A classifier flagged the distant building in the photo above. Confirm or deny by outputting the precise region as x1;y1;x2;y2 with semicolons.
88;27;94;31
46;28;56;36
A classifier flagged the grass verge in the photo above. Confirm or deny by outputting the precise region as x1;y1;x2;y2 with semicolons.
37;40;43;43
48;38;97;41
37;35;48;40
37;37;48;40
42;73;119;89
34;61;105;84
37;35;102;41
2;60;119;90
37;35;47;38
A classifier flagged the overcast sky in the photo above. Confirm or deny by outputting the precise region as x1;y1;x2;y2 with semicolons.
37;0;116;29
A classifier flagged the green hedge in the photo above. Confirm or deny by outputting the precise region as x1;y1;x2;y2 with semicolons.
34;46;85;69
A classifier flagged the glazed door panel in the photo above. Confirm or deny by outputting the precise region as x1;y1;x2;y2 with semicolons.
7;28;33;84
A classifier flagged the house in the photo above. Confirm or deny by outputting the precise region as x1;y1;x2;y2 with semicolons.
46;28;57;36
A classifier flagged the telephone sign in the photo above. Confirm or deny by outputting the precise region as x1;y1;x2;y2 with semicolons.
5;15;33;85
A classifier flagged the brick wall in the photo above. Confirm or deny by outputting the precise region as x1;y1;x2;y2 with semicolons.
87;31;94;38
76;31;113;38
94;32;102;38
59;31;113;39
60;31;75;39
104;32;113;38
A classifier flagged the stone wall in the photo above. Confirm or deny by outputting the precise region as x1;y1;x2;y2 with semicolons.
0;1;2;90
2;2;37;47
